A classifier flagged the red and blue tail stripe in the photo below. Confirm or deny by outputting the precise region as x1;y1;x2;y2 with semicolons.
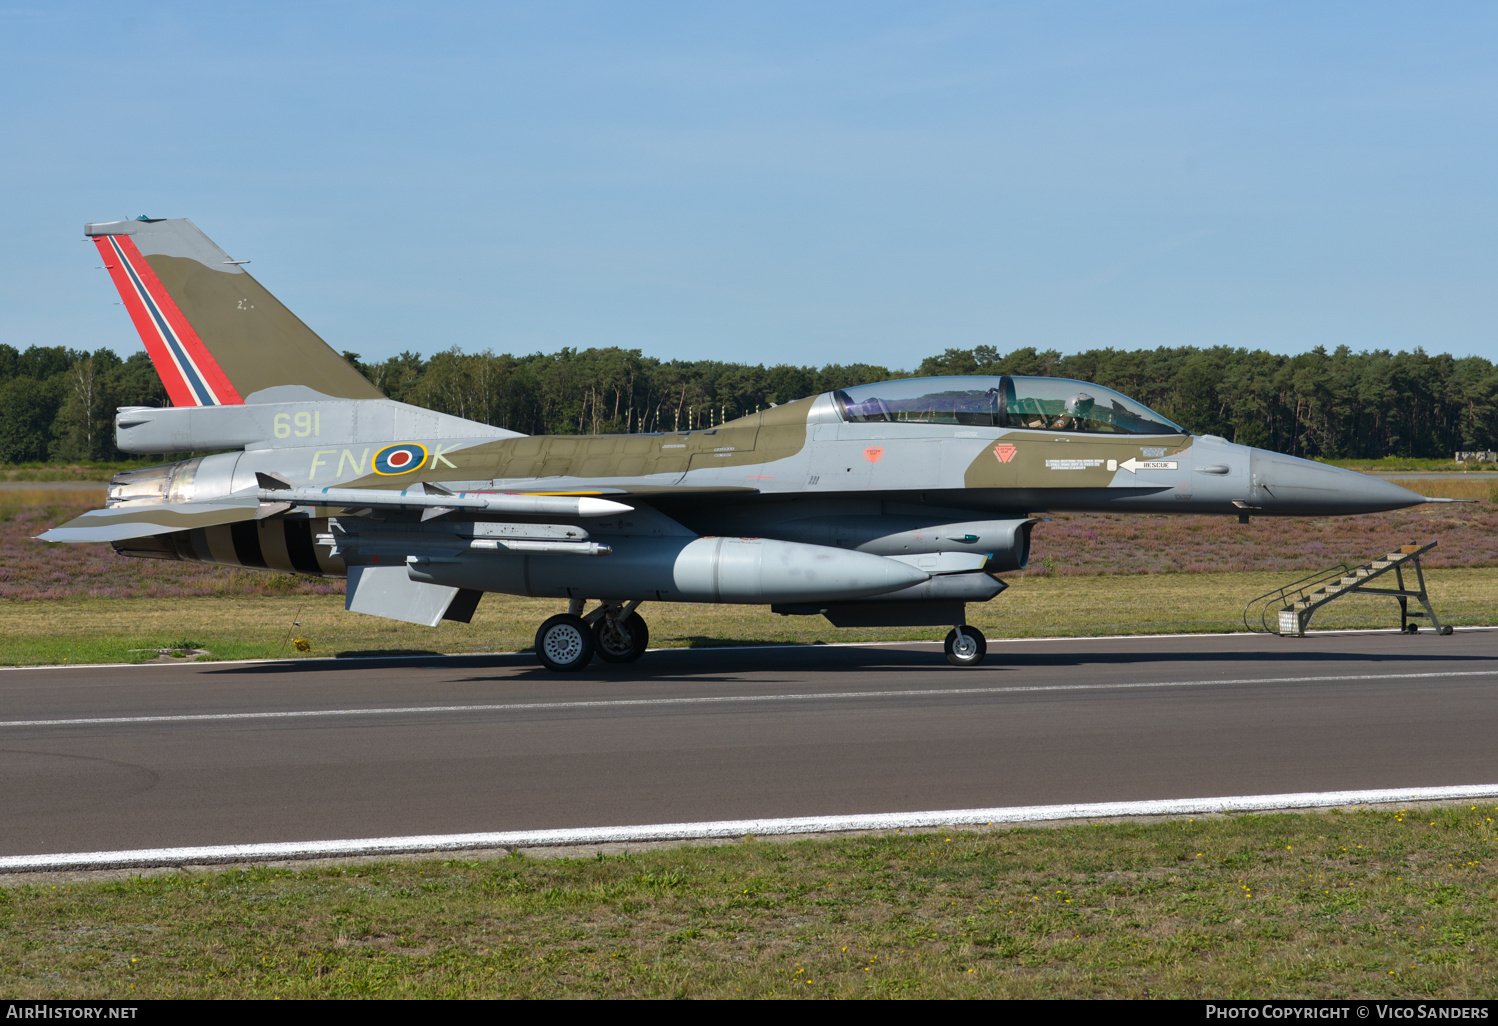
93;234;242;407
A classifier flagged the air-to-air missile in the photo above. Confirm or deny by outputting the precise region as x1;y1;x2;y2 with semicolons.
41;218;1441;669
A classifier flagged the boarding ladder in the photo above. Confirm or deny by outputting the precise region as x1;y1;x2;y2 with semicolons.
1242;542;1450;637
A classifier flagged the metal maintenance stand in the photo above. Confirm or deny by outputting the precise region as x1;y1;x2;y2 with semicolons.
1243;541;1451;637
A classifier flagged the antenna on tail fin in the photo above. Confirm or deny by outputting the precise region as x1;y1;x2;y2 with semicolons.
85;218;384;406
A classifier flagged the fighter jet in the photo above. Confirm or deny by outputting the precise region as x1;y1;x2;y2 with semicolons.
40;218;1436;669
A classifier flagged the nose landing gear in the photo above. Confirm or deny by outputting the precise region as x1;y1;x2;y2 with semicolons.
534;600;650;671
944;625;987;666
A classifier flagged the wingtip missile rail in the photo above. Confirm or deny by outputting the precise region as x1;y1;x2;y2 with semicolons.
257;485;634;519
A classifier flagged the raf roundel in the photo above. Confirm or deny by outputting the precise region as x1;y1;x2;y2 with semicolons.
372;443;428;475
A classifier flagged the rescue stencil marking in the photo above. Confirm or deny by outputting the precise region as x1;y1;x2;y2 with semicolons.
993;444;1017;463
864;447;884;463
1117;457;1180;474
1045;458;1105;470
372;444;428;475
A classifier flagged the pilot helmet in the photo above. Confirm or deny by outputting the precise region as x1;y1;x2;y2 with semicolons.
1064;392;1095;416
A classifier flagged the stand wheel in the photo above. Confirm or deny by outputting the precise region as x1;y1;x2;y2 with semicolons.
1438;625;1454;636
944;626;987;667
593;612;649;663
535;614;594;672
1404;623;1420;634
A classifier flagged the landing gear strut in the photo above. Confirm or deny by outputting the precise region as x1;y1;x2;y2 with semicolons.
590;600;650;663
944;625;987;667
534;600;650;671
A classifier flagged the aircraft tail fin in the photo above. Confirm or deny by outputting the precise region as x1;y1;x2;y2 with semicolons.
85;218;384;406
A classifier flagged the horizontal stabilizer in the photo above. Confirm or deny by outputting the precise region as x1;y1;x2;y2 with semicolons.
37;497;260;543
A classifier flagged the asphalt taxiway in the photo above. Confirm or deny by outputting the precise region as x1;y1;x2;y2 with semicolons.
2;629;1495;861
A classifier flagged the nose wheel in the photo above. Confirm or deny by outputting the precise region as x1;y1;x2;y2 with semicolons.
945;625;987;666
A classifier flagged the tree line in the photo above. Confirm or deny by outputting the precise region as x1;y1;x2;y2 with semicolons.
916;344;1498;459
0;341;1493;463
0;347;167;463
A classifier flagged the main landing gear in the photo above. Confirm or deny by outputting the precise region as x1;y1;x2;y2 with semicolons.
534;600;649;672
944;625;987;667
534;614;592;672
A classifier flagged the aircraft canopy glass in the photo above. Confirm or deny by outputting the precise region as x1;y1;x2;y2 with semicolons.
835;375;1182;435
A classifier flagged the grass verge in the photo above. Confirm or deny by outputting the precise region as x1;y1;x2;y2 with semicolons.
2;567;1495;666
4;806;1497;998
0;462;157;483
1320;457;1498;474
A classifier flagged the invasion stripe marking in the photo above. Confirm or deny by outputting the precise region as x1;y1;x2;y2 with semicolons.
228;519;267;569
4;785;1498;871
283;520;325;576
1;668;1495;730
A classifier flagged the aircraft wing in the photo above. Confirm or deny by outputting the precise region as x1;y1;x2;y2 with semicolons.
37;497;262;543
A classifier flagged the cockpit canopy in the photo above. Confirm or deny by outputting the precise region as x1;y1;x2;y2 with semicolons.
835;375;1183;436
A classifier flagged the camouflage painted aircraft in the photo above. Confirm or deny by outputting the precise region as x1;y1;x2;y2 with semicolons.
41;218;1440;669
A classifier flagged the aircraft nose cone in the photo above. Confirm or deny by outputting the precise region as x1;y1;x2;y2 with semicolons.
1251;450;1425;515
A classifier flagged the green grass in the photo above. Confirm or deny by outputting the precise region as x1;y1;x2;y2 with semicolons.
0;461;161;483
5;806;1497;998
1318;456;1498;473
3;567;1495;666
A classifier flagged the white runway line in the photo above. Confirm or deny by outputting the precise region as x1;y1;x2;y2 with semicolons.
5;784;1498;872
3;667;1497;730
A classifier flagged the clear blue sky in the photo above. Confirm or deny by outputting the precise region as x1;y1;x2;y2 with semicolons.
3;1;1495;369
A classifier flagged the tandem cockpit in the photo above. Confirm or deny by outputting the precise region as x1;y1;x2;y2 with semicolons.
833;375;1185;436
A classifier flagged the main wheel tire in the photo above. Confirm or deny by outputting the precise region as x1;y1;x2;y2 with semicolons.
535;614;595;672
944;626;987;667
593;612;649;663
